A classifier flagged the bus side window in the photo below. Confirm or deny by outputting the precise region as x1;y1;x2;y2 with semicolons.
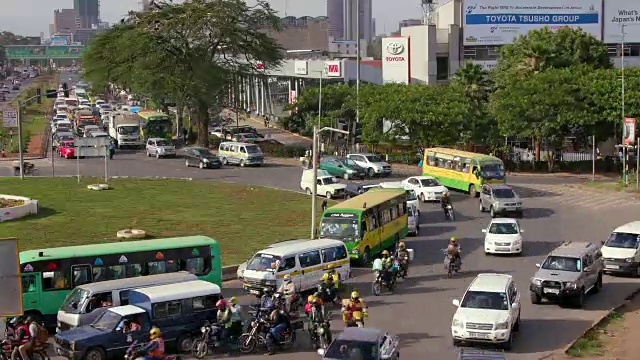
390;206;398;220
360;221;367;236
22;275;37;293
42;270;70;291
108;265;125;280
368;216;376;231
186;257;209;275
93;266;107;282
125;264;143;278
72;265;92;287
427;154;436;166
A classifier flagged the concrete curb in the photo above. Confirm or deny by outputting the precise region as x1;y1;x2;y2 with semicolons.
222;265;239;282
540;286;640;359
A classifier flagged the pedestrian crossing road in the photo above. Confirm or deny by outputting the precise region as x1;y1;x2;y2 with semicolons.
513;183;640;211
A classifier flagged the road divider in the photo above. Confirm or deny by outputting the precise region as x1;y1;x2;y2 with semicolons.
222;265;240;281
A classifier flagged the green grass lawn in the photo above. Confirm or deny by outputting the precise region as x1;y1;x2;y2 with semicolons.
1;177;327;265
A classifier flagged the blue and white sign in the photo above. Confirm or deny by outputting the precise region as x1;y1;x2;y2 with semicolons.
463;0;602;45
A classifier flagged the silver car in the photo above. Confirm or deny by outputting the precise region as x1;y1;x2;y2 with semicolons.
145;138;176;158
529;241;604;308
318;327;399;360
479;184;523;218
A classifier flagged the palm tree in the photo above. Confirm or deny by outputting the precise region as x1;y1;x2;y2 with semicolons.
451;63;492;106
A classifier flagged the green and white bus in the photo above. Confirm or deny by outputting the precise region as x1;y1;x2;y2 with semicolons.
19;236;222;327
319;189;408;264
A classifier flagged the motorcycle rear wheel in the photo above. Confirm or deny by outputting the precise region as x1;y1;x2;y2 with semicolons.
372;281;381;296
281;331;296;350
191;340;208;359
238;334;257;354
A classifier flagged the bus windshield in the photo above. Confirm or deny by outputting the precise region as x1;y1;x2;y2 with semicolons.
319;218;360;241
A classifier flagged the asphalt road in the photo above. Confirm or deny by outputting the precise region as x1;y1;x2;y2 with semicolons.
14;150;638;360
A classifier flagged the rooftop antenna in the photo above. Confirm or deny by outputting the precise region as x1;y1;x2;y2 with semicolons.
421;0;435;25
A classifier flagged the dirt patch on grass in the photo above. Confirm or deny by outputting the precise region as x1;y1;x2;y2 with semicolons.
549;293;640;359
26;133;43;155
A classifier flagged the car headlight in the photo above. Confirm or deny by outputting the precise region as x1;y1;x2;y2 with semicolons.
564;282;577;289
200;327;206;333
158;148;165;152
531;278;542;286
347;169;354;174
203;158;209;162
452;319;462;327
317;327;325;335
495;322;509;330
493;202;500;208
69;342;76;351
514;239;521;245
626;257;634;263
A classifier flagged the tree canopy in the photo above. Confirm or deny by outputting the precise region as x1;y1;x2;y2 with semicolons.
82;0;284;146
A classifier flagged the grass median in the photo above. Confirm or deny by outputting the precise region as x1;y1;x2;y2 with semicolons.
1;177;328;266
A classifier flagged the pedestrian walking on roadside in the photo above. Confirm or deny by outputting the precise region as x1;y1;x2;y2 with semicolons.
322;200;328;212
108;141;115;160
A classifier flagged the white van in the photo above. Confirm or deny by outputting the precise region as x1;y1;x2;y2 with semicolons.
407;205;419;236
300;169;347;199
378;182;420;215
218;141;264;166
56;272;197;332
602;221;640;276
242;239;350;296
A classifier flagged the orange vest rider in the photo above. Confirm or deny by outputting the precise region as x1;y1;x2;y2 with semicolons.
15;324;31;345
145;327;165;359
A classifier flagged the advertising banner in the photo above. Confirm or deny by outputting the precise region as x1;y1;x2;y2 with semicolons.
324;61;342;77
294;61;308;75
603;0;640;43
382;37;411;84
463;0;603;45
623;117;636;145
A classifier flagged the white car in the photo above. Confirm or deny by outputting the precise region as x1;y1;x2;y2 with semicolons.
407;205;419;236
451;273;521;350
483;218;523;255
402;176;448;202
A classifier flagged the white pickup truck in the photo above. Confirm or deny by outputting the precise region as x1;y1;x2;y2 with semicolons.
108;112;143;148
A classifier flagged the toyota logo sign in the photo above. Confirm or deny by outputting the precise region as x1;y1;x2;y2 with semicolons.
386;42;404;55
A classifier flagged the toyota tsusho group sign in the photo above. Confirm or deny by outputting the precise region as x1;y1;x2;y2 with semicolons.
382;37;410;84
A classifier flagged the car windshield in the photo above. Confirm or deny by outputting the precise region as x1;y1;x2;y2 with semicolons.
62;142;74;147
344;159;358;167
118;126;139;135
489;222;518;235
246;253;282;271
156;140;171;146
245;145;261;154
420;178;440;187
365;155;382;162
460;291;509;311
406;190;417;201
79;121;93;127
60;287;89;314
319;218;360;241
91;310;122;331
323;339;378;360
541;256;581;272
493;188;516;198
605;232;640;249
193;149;210;156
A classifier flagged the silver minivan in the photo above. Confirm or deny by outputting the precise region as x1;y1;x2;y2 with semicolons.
218;141;263;166
56;272;196;332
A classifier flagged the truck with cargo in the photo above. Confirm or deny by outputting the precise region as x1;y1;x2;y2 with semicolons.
109;111;144;148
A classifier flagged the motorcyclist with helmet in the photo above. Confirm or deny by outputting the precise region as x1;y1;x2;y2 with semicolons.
342;291;368;327
259;288;276;316
395;242;410;277
379;250;393;285
11;316;37;360
266;306;291;355
446;236;462;270
320;264;340;302
228;297;243;338
276;274;296;313
307;294;331;346
141;327;165;360
440;189;453;218
212;299;232;344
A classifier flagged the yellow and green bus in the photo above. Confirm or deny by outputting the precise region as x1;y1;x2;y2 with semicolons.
319;189;408;264
138;111;173;139
423;147;506;197
19;236;222;327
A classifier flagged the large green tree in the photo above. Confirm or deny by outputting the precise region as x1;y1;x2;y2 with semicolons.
83;0;284;146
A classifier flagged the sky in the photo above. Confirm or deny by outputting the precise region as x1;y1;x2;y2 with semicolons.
0;0;424;37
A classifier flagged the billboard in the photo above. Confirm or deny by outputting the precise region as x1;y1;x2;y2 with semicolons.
5;45;85;59
382;37;411;84
0;238;23;317
603;0;640;43
623;118;636;145
463;0;603;45
294;61;308;75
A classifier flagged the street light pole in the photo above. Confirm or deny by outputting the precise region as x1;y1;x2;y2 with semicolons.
17;100;24;179
355;0;361;150
318;72;323;127
311;125;318;238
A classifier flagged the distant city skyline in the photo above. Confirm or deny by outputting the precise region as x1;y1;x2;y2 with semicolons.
0;0;423;37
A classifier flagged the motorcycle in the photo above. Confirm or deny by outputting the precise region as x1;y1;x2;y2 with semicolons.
1;339;49;360
343;310;365;328
372;268;395;296
274;292;302;317
317;282;341;305
442;249;461;278
124;341;180;360
191;321;240;359
237;317;301;354
309;312;332;351
445;204;455;220
396;255;409;279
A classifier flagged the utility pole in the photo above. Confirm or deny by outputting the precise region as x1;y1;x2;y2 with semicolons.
355;0;361;151
621;24;628;185
17;100;24;179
